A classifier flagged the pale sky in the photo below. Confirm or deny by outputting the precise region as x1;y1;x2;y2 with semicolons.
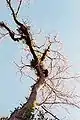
0;0;80;119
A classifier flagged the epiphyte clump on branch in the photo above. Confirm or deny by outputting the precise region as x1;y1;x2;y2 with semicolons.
30;59;38;68
43;69;48;77
30;59;48;77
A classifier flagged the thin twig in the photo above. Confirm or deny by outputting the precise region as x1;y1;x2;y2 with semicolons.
42;105;60;120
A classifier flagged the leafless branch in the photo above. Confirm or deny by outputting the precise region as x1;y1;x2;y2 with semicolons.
41;105;60;120
16;0;23;16
6;0;22;26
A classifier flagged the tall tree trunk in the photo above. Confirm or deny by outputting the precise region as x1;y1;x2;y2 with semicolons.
9;65;45;120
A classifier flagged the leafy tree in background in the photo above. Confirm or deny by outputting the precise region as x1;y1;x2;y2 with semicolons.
0;0;80;120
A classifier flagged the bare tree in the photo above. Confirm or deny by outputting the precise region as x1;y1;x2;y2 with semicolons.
0;0;80;120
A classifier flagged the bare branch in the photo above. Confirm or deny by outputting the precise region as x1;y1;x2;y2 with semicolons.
6;0;22;26
0;22;22;41
42;105;60;120
40;41;51;62
16;0;23;16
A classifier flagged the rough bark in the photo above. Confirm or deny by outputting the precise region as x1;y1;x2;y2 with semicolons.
8;63;46;120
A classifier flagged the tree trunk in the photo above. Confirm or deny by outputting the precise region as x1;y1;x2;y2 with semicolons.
9;65;45;120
